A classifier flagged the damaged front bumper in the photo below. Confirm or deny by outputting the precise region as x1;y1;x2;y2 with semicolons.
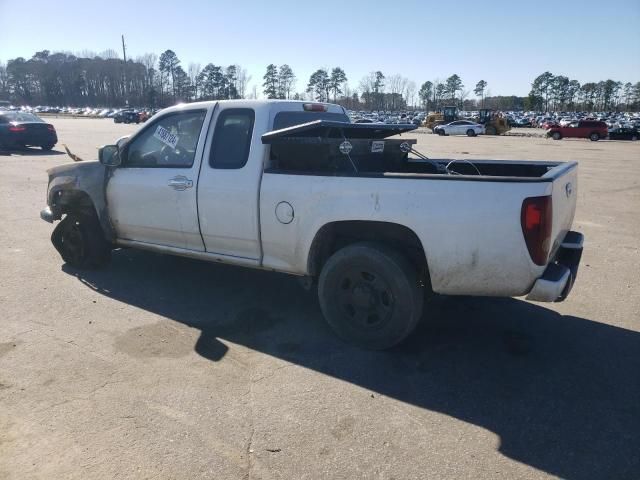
40;206;57;223
526;231;584;302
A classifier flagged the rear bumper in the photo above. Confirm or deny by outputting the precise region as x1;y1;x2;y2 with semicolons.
526;231;584;302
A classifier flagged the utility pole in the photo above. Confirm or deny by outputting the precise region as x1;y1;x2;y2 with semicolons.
121;35;128;106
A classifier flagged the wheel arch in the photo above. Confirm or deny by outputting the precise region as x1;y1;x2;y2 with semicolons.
49;186;114;241
307;220;431;288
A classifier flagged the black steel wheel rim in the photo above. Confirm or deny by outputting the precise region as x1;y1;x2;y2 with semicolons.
336;267;395;330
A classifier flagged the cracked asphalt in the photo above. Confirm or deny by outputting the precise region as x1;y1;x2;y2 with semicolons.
1;119;639;479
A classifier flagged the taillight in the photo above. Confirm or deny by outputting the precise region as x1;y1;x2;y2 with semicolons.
521;196;552;266
303;103;328;112
9;125;26;132
47;124;55;131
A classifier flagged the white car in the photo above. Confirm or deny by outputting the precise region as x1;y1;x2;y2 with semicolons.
434;120;485;136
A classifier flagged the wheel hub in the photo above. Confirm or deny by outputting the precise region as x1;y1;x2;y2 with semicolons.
338;269;395;329
351;284;376;309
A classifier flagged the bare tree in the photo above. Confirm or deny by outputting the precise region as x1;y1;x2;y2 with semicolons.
0;62;8;99
405;81;416;108
236;66;251;99
99;49;119;59
188;63;201;99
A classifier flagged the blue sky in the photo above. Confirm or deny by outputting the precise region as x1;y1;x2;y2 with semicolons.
1;0;639;97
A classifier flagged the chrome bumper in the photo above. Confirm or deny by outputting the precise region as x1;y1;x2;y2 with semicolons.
526;231;584;302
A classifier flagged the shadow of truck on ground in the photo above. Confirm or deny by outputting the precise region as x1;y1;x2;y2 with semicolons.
64;248;640;480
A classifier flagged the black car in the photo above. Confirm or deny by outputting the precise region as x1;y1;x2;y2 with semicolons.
0;111;57;150
113;109;140;124
608;127;638;141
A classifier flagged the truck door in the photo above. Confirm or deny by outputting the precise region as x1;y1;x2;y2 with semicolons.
106;109;209;250
197;107;261;263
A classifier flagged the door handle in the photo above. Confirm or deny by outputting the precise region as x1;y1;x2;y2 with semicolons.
168;175;193;191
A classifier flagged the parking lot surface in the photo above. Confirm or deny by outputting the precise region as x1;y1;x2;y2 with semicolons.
1;118;639;480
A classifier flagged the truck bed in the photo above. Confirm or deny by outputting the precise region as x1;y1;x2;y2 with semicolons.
266;157;571;182
262;119;571;181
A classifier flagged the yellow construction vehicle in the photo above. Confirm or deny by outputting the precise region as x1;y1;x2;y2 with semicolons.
477;108;511;135
423;106;458;131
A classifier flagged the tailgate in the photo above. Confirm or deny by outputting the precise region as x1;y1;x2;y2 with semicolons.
546;162;578;259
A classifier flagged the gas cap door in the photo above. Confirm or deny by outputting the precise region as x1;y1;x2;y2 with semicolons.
275;201;294;224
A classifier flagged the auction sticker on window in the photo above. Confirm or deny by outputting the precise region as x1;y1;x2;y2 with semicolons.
154;125;178;149
371;141;385;153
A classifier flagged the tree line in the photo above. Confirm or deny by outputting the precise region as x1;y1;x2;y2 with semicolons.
526;72;640;112
0;49;251;107
1;50;639;112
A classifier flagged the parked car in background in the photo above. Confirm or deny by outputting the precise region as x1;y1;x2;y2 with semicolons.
0;111;57;150
608;127;639;141
546;120;608;141
434;120;485;136
113;109;140;124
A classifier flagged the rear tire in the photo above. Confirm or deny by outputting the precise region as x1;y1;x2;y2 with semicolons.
318;242;423;350
466;129;476;137
438;130;445;136
632;135;638;141
51;212;111;269
41;144;54;151
590;132;600;141
552;131;562;140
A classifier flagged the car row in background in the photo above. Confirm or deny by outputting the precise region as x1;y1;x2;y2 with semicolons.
0;111;57;151
0;105;158;122
349;110;426;126
510;111;640;131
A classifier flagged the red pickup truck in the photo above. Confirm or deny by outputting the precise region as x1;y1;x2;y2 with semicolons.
547;120;608;141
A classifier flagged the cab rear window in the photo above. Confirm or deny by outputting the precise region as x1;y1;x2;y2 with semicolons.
273;111;349;130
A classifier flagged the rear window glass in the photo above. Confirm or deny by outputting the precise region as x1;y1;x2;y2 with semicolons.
0;112;44;123
273;111;349;130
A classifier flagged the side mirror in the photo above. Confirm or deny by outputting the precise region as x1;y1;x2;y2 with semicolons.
99;145;121;166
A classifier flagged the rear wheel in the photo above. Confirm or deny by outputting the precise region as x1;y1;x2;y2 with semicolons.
318;242;423;350
632;135;638;141
51;212;111;269
438;129;445;136
466;129;476;137
552;131;562;140
41;144;54;151
590;132;600;141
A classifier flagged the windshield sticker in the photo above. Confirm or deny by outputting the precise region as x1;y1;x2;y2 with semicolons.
154;125;178;149
371;141;385;153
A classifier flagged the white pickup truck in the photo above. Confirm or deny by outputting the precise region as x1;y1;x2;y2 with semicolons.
41;100;584;349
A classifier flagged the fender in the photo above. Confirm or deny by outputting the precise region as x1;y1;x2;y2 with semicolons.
46;161;115;241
